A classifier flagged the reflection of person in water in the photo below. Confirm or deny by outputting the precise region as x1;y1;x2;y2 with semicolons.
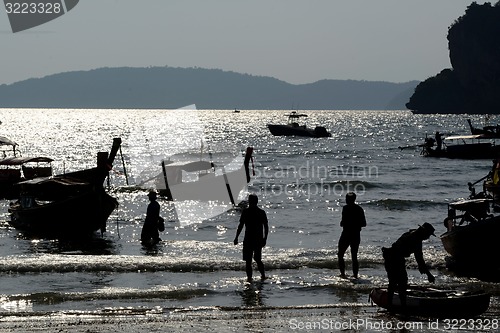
240;282;265;307
382;223;436;307
338;192;366;279
234;194;269;282
141;191;163;245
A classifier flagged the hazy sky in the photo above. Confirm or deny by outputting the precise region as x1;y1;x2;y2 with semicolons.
0;0;492;85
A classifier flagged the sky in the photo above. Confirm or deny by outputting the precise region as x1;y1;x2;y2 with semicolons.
0;0;493;85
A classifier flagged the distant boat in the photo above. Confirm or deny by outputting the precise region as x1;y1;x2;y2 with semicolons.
370;287;490;318
233;109;240;113
8;138;122;238
467;118;500;138
420;134;500;159
267;111;331;138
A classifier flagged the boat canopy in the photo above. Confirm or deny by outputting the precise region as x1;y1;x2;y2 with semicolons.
449;198;491;211
444;134;483;141
0;136;17;146
0;157;53;166
17;176;87;187
16;176;91;200
288;112;308;118
164;160;213;172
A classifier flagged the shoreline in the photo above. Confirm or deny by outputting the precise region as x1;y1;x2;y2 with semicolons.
0;306;388;333
1;304;494;333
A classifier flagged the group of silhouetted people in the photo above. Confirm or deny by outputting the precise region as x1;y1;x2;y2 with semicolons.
140;191;269;282
142;190;436;307
338;191;436;308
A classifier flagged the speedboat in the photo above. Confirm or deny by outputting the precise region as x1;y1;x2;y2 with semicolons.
267;111;331;138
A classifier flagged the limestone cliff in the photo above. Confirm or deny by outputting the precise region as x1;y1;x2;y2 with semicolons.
407;1;500;113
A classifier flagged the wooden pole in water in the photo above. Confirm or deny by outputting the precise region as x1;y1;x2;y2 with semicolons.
222;165;235;206
119;146;129;185
161;160;173;200
208;146;235;206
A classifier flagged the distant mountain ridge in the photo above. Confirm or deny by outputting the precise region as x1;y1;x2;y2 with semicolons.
0;67;417;110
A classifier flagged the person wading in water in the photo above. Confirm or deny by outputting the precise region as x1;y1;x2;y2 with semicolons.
234;194;269;282
338;192;366;279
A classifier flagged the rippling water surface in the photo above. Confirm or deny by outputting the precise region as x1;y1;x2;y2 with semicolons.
0;109;498;329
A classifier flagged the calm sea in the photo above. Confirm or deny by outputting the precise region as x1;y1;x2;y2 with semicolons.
0;109;498;331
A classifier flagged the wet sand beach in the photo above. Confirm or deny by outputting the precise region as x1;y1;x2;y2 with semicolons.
0;306;423;332
2;303;498;333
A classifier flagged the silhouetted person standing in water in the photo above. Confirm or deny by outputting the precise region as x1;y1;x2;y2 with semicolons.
435;131;444;151
234;194;269;282
141;190;163;245
382;223;436;308
338;192;366;279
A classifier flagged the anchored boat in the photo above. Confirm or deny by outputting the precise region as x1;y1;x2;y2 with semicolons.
1;135;53;199
8;138;122;238
420;134;500;159
467;118;500;138
267;111;331;138
441;198;500;263
440;161;500;271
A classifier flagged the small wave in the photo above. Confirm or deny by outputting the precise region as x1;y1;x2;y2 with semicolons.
364;198;447;211
6;287;217;305
217;302;374;312
0;244;456;274
3;280;495;315
0;253;387;274
319;180;381;190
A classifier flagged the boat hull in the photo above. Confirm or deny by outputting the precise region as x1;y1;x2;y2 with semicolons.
0;175;21;199
424;143;500;159
267;124;331;138
370;287;490;318
7;138;122;239
9;191;118;237
440;216;500;262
